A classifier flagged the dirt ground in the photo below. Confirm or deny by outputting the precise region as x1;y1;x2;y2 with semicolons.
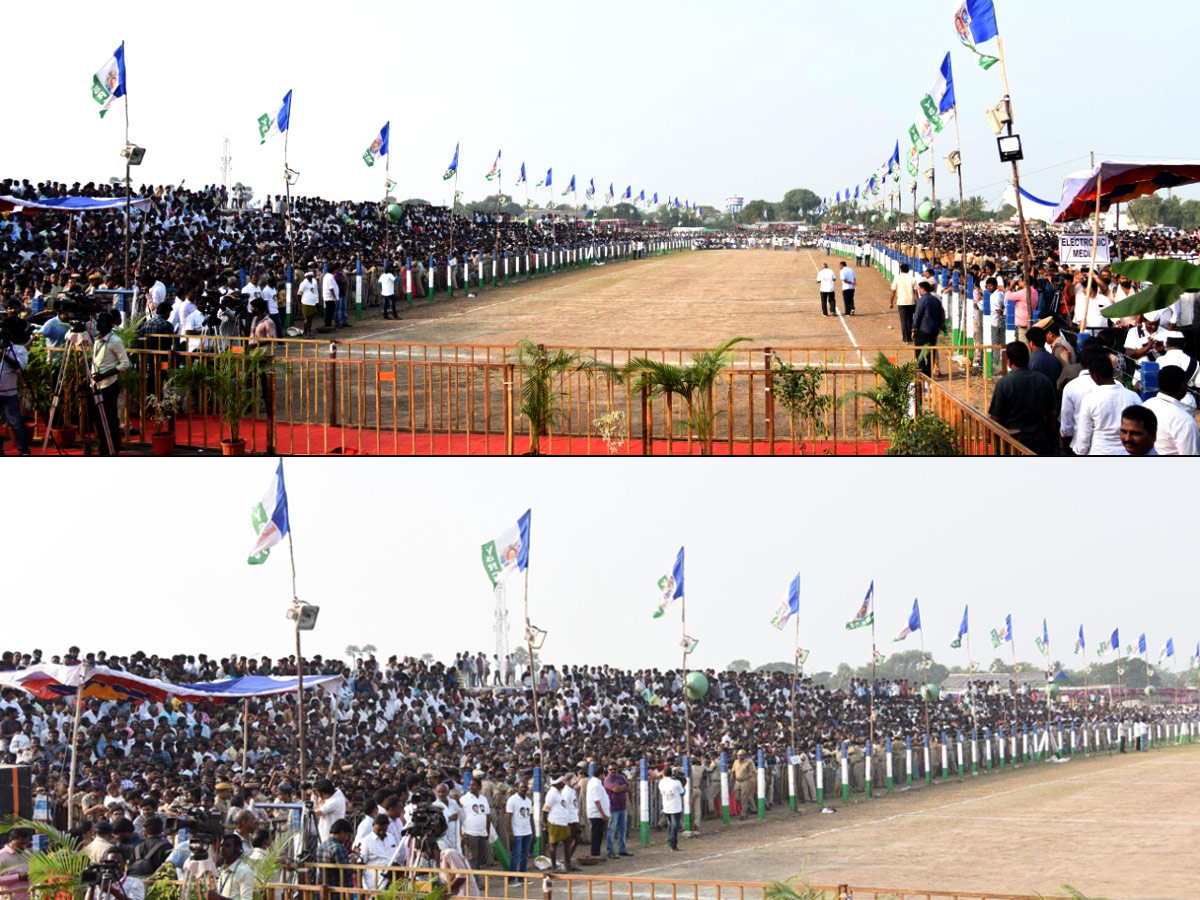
345;248;915;353
512;746;1199;900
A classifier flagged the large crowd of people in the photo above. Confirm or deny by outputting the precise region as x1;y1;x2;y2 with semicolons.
0;643;1192;895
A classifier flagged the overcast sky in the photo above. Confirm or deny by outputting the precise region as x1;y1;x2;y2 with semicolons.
6;459;1196;676
7;0;1199;209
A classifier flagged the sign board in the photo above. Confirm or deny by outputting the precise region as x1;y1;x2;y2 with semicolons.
1059;234;1111;266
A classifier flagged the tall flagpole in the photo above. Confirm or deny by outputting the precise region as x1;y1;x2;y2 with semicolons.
283;110;295;276
953;110;968;312
789;576;801;756
682;589;692;763
287;510;306;791
964;623;978;750
919;624;930;748
524;568;546;765
869;586;877;753
123;40;131;293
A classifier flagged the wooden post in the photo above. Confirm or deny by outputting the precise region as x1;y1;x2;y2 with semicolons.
764;347;775;454
503;363;515;456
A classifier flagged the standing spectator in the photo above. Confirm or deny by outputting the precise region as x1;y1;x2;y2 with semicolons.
1025;326;1062;388
379;267;398;320
1142;366;1200;455
731;750;756;821
460;777;491;871
333;263;351;329
321;264;340;331
585;767;610;860
1072;354;1141;456
90;312;131;456
602;762;632;858
658;768;684;852
505;780;532;884
314;819;353;889
839;261;857;316
912;281;945;378
542;775;574;873
816;263;837;317
0;322;30;456
0;827;32;900
988;342;1058;455
311;779;347;843
298;270;320;337
890;264;917;342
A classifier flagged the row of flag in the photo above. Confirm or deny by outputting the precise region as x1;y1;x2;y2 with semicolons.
819;0;998;215
244;478;1199;677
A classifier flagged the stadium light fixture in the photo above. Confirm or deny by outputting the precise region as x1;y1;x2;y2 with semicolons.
997;135;1024;164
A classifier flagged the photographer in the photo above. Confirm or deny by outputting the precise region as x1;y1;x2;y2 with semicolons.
90;311;130;455
0;315;31;455
85;848;145;900
205;834;253;900
127;817;172;880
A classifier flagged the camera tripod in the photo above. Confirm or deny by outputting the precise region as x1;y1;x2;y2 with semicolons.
40;330;116;456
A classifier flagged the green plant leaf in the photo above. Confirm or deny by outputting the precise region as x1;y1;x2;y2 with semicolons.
1100;283;1185;319
1111;258;1200;290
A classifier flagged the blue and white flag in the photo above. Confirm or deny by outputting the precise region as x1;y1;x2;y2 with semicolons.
92;42;127;119
854;185;860;201
536;168;552;188
363;122;389;168
924;52;957;120
770;573;801;631
950;605;968;649
486;149;501;181
1159;638;1175;662
624;186;632;200
443;142;459;180
1074;624;1085;655
990;614;1012;648
846;580;874;631
248;461;290;565
953;0;1000;69
257;90;292;145
481;509;531;587
893;598;922;643
516;162;527;185
1138;633;1147;655
836;191;842;205
652;192;659;205
562;174;575;196
607;182;615;202
586;178;595;200
1035;618;1049;656
653;547;685;619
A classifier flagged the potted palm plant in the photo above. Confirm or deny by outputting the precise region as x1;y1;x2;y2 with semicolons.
513;338;614;455
169;349;285;455
624;337;748;455
144;383;182;455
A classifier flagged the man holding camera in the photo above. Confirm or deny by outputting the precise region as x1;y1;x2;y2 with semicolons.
90;312;131;455
86;848;145;900
0;316;31;455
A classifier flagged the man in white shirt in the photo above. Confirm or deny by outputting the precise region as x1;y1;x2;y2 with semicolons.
542;775;575;873
240;276;262;312
890;264;917;342
321;264;340;331
1143;366;1200;455
433;782;460;852
459;778;491;871
1073;354;1141;456
839;262;857;316
298;270;320;337
358;815;398;890
379;268;399;320
311;780;347;844
658;769;684;851
260;276;281;335
1155;335;1199;393
816;263;837;317
505;781;533;882
584;771;610;860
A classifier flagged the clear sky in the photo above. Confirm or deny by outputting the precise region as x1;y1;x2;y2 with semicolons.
7;0;1200;209
6;458;1196;677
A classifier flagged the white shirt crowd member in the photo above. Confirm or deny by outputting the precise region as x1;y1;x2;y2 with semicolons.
816;267;837;293
658;774;683;814
1073;382;1142;456
505;792;532;837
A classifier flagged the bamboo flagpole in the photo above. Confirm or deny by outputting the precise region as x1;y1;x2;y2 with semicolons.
994;36;1034;324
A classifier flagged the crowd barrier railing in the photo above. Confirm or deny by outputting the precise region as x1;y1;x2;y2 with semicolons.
29;339;1015;456
915;373;1034;456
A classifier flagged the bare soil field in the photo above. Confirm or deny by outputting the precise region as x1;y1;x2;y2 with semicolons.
519;746;1199;900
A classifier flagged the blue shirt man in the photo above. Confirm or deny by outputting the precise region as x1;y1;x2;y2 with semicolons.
39;310;70;347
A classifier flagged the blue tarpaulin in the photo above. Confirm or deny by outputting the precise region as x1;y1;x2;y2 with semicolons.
0;195;152;213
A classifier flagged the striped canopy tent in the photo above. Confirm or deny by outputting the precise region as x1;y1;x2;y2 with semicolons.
0;195;152;214
1052;160;1200;223
0;663;342;703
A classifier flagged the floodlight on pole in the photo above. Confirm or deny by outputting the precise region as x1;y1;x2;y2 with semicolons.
997;135;1024;164
525;623;548;650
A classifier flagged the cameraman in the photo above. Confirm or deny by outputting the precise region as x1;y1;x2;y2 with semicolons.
86;848;145;900
0;315;31;455
205;834;253;900
90;311;131;456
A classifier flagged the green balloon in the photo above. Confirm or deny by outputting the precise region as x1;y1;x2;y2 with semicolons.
1048;683;1060;698
1145;685;1157;696
921;684;940;701
386;203;403;222
917;200;938;222
684;671;709;700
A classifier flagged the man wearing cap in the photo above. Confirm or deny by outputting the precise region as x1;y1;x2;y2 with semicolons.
298;270;320;337
542;775;575;873
731;750;755;821
88;820;117;863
